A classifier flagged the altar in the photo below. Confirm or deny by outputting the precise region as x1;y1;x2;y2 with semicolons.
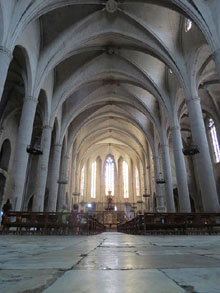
104;212;118;226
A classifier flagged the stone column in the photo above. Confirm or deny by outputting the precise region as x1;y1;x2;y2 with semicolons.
118;158;123;204
146;165;152;212
142;159;148;212
0;126;4;143
0;46;12;101
153;155;165;212
32;125;52;211
11;96;38;210
171;126;191;212
213;49;220;83
57;155;69;210
47;144;62;212
69;154;75;209
161;142;175;212
186;96;220;212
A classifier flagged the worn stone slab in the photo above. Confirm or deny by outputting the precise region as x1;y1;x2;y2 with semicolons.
43;270;185;293
1;254;82;270
75;253;220;270
161;268;220;293
0;269;62;293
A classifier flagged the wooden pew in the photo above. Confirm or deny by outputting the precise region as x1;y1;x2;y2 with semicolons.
117;213;220;235
2;211;106;235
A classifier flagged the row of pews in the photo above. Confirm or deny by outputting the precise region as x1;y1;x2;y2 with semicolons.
1;211;106;235
117;213;220;235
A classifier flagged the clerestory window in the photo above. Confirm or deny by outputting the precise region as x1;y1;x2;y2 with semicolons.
135;167;140;196
185;18;192;32
209;118;220;163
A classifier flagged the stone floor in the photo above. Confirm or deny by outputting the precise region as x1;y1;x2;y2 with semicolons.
0;233;220;292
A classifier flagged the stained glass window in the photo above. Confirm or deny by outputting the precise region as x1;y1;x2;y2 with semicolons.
185;19;192;32
209;118;220;163
123;161;129;198
136;167;140;196
105;157;114;196
91;161;96;198
80;166;85;196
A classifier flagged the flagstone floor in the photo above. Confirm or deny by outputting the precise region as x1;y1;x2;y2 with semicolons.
1;232;220;292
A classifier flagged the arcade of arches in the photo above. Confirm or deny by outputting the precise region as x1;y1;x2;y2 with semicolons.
1;0;220;217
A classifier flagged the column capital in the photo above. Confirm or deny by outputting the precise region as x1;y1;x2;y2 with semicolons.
185;96;200;105
64;155;70;160
170;125;180;132
161;143;168;148
213;48;220;57
43;125;53;130
57;178;68;184
24;96;38;104
54;143;62;148
0;46;13;60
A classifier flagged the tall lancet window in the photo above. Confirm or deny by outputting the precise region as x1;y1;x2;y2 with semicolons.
123;161;129;198
91;161;96;198
185;19;192;32
135;167;140;196
80;166;85;196
209;118;220;163
105;156;114;196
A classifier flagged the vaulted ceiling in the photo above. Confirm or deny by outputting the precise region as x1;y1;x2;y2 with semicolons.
1;0;220;167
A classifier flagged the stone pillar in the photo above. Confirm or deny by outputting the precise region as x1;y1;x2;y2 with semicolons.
99;160;104;208
118;158;123;204
186;96;220;212
171;126;191;212
161;142;175;212
142;159;148;212
57;155;69;210
32;125;52;211
0;126;4;142
213;49;220;83
47;144;62;212
11;96;38;210
69;154;75;209
0;46;12;101
153;155;165;212
145;165;152;212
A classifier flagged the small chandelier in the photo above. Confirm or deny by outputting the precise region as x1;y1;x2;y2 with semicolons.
182;136;200;156
143;188;151;198
156;173;166;184
26;136;43;155
72;192;80;196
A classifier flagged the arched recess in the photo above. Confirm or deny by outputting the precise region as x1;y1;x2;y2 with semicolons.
0;46;27;127
0;139;11;171
27;195;33;212
0;173;6;208
217;176;220;203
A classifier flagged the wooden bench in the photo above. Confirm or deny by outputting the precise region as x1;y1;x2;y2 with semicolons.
117;213;220;235
2;211;106;235
117;215;144;234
